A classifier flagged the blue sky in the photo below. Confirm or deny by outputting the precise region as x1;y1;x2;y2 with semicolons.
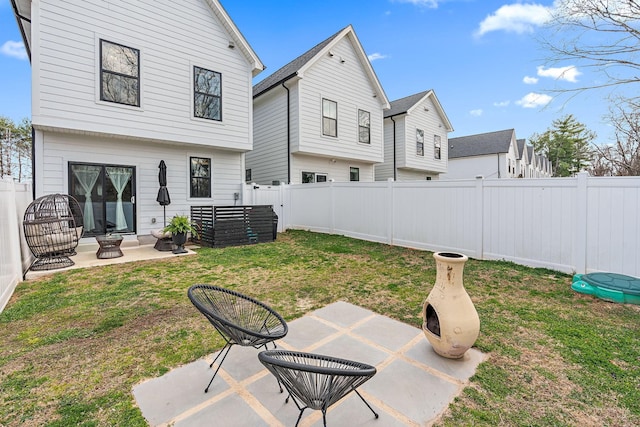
0;0;618;143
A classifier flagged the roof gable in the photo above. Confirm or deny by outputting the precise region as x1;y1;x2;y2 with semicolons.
448;129;516;159
253;25;389;107
12;0;264;74
385;89;454;132
516;138;527;161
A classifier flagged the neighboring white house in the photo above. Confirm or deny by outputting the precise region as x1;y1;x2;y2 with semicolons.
11;0;263;240
246;25;390;185
441;129;520;179
516;138;530;178
376;90;453;181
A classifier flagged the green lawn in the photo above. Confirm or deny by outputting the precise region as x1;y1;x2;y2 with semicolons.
1;230;639;426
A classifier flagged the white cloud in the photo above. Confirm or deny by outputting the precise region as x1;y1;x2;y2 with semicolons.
475;3;552;37
493;100;510;107
536;65;581;82
368;52;388;62
0;40;27;60
470;109;483;117
393;0;439;8
516;92;553;108
523;76;539;84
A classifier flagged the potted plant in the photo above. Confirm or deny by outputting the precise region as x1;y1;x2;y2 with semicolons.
163;215;198;254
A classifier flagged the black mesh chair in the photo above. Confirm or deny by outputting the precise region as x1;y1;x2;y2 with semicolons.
258;350;379;426
187;285;288;392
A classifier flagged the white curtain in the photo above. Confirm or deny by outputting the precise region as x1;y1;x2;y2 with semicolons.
106;167;132;231
73;166;100;231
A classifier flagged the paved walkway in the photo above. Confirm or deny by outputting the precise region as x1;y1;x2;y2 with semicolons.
133;301;485;426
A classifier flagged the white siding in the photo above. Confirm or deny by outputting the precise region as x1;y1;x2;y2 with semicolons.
291;154;373;184
441;154;508;180
33;0;254;151
396;169;438;181
248;87;289;185
375;117;396;181
40;131;244;237
296;36;384;164
401;96;448;174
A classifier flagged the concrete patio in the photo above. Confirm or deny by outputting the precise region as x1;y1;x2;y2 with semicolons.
133;301;486;427
24;238;197;280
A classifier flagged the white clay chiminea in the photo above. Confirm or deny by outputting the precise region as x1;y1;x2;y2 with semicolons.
422;252;480;359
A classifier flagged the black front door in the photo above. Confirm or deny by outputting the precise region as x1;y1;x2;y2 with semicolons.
69;163;136;236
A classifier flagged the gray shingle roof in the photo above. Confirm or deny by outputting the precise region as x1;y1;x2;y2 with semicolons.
448;129;515;159
527;144;534;163
516;138;526;160
253;26;347;98
384;90;432;118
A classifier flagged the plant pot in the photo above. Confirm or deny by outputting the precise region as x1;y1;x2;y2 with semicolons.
422;252;480;359
172;232;188;254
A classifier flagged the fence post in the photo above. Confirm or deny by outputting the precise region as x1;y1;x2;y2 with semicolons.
387;178;394;245
475;175;484;259
329;180;335;234
573;172;589;274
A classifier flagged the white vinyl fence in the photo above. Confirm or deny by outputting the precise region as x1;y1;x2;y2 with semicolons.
244;174;640;277
0;178;32;313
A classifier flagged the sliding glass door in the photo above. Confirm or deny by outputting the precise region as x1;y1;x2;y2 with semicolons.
69;163;136;236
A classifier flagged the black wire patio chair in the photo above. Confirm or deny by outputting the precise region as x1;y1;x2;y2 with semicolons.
258;350;379;426
187;284;288;393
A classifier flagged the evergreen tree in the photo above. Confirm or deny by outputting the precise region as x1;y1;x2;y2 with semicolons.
530;115;595;177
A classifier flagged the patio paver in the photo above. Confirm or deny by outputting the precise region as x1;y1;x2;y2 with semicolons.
133;301;486;426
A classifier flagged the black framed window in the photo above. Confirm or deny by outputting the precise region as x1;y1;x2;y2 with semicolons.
350;167;360;181
302;172;328;183
245;169;252;182
190;157;211;198
416;129;424;156
194;66;222;121
322;98;337;137
100;40;140;107
358;110;370;143
434;135;441;159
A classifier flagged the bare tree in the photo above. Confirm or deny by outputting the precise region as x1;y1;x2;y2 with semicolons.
590;97;640;175
542;1;640;97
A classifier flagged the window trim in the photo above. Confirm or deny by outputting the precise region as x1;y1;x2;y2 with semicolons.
350;167;360;182
193;65;222;121
416;128;424;157
301;171;328;183
358;109;370;144
322;98;338;137
189;156;212;199
434;135;442;160
99;39;140;107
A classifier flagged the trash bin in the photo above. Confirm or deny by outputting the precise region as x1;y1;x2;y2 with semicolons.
272;213;278;240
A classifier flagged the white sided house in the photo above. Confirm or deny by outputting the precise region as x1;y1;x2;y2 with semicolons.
246;25;390;185
516;138;530;178
376;90;453;181
12;0;263;240
440;129;520;180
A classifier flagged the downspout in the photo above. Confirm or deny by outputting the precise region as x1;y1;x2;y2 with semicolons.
390;116;397;181
31;126;35;199
497;153;501;178
282;81;291;184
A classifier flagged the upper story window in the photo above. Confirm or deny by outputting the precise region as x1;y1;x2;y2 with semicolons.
190;157;211;198
350;167;360;182
322;99;337;137
434;135;442;160
416;129;424;156
194;66;222;121
100;40;140;107
358;110;370;144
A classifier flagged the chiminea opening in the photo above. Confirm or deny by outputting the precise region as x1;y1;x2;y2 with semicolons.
424;303;441;337
437;252;464;259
